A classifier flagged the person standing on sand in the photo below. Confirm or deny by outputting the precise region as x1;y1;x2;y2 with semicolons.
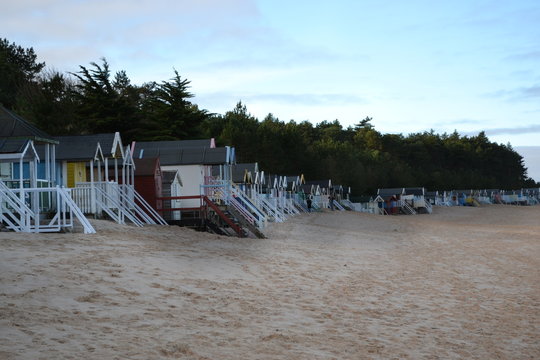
307;195;312;212
329;193;335;211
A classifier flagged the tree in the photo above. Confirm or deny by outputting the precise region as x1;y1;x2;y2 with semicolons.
217;102;259;162
71;58;145;139
15;70;81;135
0;38;45;109
139;69;210;140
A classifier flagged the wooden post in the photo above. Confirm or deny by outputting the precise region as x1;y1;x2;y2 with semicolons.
90;159;96;215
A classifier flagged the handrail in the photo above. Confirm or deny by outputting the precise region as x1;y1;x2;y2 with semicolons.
332;200;345;211
56;187;96;234
202;196;244;237
0;180;35;232
230;184;269;225
133;190;168;225
94;184;144;226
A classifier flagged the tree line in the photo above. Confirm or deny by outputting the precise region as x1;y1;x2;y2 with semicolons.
1;38;537;196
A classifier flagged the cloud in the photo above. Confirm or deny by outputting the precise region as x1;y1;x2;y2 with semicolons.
484;84;540;102
196;91;367;108
506;50;540;62
464;124;540;137
445;118;486;126
519;84;540;99
2;0;264;68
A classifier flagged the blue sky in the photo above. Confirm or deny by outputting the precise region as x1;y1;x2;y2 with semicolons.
3;0;540;178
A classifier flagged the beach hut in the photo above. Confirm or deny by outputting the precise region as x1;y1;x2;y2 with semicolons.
161;170;182;221
134;141;235;212
49;133;165;226
305;179;332;208
477;189;493;204
228;162;258;185
425;191;438;205
522;188;539;205
351;195;377;213
374;194;399;215
0;107;94;233
54;132;125;187
133;157;162;212
1;105;58;185
377;188;417;214
402;187;431;213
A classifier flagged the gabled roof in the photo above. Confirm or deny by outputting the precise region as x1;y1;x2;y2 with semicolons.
305;179;332;189
54;133;123;160
0;139;39;162
453;189;473;195
162;170;182;185
134;158;160;176
403;187;424;196
0;105;57;144
0;138;31;154
229;163;258;183
138;145;232;166
299;184;314;193
133;139;215;157
377;188;403;196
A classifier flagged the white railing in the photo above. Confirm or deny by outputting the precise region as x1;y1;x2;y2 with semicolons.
56;187;96;234
74;182;141;226
232;184;280;222
72;182;167;227
131;188;168;225
424;199;433;213
0;180;35;232
207;181;267;229
118;184;168;225
214;186;259;227
400;200;417;215
340;199;354;210
1;181;95;234
332;200;345;211
250;191;284;222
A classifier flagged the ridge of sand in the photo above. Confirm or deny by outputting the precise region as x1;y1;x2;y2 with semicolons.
1;205;539;359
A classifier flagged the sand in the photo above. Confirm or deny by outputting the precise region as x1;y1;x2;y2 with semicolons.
0;205;539;359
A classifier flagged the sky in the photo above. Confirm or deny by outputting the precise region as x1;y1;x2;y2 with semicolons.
2;0;540;179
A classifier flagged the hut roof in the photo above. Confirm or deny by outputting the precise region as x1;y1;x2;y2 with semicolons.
377;188;403;196
53;133;123;160
403;187;425;196
305;179;332;189
133;139;214;156
0;106;57;144
453;189;474;195
137;144;232;166
162;170;182;185
229;163;258;183
0;138;30;154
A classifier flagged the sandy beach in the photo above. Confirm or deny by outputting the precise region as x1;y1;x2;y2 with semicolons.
1;205;539;359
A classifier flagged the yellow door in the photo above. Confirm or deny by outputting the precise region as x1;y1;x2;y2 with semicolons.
67;162;86;188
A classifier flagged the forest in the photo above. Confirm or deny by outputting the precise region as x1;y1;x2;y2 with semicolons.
1;38;537;196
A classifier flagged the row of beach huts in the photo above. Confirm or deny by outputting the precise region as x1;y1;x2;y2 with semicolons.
353;187;540;215
0;106;352;237
1;106;538;237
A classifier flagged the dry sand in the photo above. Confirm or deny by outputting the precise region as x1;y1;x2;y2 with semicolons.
1;205;539;359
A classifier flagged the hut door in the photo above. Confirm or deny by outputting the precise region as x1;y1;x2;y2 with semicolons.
67;162;87;188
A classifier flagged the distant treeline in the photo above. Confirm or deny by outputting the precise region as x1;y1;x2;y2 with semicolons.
1;38;537;195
